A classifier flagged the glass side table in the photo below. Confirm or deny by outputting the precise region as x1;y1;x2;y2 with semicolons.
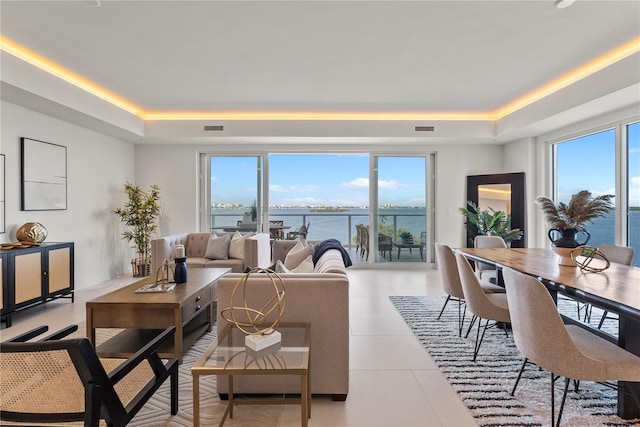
191;322;311;427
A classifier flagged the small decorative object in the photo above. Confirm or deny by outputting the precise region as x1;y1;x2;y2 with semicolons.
174;257;187;284
112;182;161;277
570;246;611;273
221;268;286;351
16;222;48;243
155;258;175;285
459;201;523;246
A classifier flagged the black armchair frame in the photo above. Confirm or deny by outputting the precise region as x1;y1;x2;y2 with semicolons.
1;325;178;427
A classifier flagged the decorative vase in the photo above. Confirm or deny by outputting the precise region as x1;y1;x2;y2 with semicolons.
548;228;590;266
16;222;48;243
174;257;188;284
548;228;590;248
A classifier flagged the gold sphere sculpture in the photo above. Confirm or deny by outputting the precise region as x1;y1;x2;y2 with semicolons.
570;246;610;273
220;268;286;336
16;222;48;243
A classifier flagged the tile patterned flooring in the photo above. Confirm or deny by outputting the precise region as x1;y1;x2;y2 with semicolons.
0;263;477;427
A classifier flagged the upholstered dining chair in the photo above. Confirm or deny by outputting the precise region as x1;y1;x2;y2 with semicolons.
473;235;507;284
594;244;635;328
503;267;640;427
454;251;510;361
435;244;505;337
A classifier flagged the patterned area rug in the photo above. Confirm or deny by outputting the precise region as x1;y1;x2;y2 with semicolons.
91;326;282;426
390;296;640;427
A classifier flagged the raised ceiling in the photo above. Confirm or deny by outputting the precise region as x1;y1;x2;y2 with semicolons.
1;0;639;143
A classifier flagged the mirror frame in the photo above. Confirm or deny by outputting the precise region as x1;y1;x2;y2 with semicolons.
466;172;526;248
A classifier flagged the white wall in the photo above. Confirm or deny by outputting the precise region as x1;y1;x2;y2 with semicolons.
1;101;136;289
135;142;505;253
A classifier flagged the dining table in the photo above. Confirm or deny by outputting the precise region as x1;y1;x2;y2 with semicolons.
458;247;640;419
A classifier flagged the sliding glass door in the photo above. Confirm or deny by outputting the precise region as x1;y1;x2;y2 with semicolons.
205;156;263;233
373;156;427;263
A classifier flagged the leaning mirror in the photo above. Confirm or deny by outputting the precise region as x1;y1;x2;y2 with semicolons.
466;173;525;248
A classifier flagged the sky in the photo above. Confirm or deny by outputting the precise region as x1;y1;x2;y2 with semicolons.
210;155;426;207
557;123;639;207
210;123;639;209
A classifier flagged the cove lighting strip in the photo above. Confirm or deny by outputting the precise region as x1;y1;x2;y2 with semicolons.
2;35;639;122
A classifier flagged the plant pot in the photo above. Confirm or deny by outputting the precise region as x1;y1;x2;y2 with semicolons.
132;259;151;277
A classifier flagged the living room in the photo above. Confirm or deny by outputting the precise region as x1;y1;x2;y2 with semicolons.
1;1;639;426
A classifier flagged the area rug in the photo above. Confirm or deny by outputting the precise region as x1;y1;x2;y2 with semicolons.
89;326;282;426
390;296;640;427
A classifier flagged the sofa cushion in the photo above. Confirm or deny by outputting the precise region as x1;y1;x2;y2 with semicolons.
204;234;230;260
276;254;314;273
204;258;244;273
185;233;213;257
229;231;254;260
284;239;314;270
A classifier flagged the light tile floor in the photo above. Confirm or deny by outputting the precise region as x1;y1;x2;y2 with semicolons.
0;262;477;427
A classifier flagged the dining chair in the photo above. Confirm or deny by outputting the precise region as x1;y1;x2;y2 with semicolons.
594;244;635;328
503;267;640;427
435;244;505;337
454;251;510;361
269;220;284;240
473;235;507;284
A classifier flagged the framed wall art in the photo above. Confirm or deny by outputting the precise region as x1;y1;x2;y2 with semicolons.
21;137;67;211
1;154;5;233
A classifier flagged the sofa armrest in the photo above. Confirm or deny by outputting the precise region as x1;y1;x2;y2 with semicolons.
244;232;271;268
151;233;190;273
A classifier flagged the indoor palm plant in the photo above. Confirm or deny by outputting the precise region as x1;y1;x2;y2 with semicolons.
535;190;613;248
460;201;523;245
113;182;161;277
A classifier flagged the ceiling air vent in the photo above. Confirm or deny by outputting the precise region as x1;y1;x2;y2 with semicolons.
203;125;224;132
414;126;435;132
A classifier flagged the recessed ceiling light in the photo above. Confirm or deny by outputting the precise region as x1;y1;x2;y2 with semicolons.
554;0;576;9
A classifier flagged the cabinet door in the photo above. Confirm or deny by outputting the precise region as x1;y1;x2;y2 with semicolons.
48;246;71;293
14;252;43;304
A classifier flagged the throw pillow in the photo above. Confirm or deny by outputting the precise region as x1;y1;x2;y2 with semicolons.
284;238;314;271
276;255;314;273
204;234;230;260
229;231;254;260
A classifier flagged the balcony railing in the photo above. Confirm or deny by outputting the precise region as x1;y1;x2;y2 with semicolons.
210;211;427;262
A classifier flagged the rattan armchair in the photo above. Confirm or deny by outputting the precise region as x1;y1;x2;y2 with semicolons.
1;325;178;427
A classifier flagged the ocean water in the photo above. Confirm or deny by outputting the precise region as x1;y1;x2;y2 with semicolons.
211;208;640;266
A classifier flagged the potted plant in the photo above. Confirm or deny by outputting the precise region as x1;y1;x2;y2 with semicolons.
459;201;523;246
535;190;613;248
113;182;161;277
399;230;414;244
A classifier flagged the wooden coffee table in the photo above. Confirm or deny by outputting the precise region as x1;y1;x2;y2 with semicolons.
86;268;229;363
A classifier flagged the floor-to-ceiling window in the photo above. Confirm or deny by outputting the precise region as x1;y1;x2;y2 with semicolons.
202;152;432;264
268;154;369;246
554;129;616;248
551;119;639;266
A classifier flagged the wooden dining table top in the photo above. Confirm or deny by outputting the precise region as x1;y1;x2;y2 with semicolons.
458;247;640;317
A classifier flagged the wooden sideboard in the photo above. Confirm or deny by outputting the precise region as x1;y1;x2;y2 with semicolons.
1;242;74;327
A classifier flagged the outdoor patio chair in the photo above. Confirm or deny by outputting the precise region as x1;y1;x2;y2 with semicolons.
1;324;178;427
